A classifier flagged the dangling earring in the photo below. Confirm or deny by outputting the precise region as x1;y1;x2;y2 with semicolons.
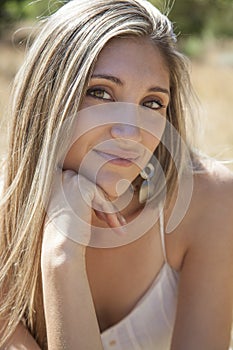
139;163;155;204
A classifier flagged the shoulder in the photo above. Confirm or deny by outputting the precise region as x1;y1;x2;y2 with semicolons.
193;158;233;201
165;158;233;270
169;161;233;349
190;159;233;232
185;159;233;274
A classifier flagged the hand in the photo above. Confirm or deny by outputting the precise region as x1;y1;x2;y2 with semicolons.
42;170;126;264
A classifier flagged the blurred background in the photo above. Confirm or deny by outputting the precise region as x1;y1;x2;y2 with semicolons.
0;0;233;169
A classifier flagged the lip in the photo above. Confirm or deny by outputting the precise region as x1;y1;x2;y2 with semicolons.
94;149;139;167
95;147;141;159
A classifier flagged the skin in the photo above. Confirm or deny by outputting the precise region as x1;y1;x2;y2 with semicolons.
2;38;233;350
63;37;169;199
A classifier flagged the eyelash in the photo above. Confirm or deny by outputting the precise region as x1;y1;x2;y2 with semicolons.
87;88;113;101
143;100;165;110
86;88;166;110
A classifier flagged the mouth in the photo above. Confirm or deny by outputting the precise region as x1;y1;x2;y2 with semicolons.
94;149;140;167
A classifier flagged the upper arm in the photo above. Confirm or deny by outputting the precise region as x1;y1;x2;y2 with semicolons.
171;172;233;350
0;322;41;350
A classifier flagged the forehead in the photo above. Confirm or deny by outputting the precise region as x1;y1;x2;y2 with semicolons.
93;37;170;86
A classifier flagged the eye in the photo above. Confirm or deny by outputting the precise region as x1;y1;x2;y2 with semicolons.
143;99;165;110
87;88;112;101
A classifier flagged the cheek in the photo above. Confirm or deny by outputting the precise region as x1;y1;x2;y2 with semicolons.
62;127;104;171
63;141;83;171
142;132;161;154
139;110;166;153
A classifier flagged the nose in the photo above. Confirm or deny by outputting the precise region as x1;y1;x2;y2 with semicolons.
110;123;142;142
109;102;143;142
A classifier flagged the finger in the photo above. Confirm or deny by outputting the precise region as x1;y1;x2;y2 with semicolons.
104;212;127;236
94;209;127;232
93;191;127;235
63;172;127;236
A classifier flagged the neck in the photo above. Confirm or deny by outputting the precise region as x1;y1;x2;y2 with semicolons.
107;179;144;222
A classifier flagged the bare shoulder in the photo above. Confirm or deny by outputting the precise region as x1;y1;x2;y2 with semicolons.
192;159;233;224
165;158;233;270
185;159;233;246
194;158;233;197
169;160;233;349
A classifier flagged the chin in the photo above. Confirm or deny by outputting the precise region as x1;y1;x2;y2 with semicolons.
96;172;135;199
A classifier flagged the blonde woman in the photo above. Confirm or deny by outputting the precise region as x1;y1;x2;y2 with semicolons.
0;0;233;349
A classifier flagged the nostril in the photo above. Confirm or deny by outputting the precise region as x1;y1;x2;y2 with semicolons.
111;124;142;141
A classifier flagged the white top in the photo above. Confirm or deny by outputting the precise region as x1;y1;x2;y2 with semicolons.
1;176;232;349
100;208;233;350
100;208;179;350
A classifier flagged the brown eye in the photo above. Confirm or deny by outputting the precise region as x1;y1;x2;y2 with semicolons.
87;88;112;100
143;100;165;110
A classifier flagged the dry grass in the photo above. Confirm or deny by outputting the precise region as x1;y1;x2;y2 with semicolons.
190;43;233;170
0;30;233;170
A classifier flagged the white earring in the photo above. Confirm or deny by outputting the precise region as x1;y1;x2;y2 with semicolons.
139;163;155;204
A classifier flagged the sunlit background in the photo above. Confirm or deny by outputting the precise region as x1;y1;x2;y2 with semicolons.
0;0;233;170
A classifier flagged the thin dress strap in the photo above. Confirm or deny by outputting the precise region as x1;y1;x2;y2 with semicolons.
159;205;168;264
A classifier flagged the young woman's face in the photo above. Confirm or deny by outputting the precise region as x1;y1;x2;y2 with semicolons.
63;37;170;198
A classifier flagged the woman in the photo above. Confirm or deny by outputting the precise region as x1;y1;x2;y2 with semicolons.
0;0;233;349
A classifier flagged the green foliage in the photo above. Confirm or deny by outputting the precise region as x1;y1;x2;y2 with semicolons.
151;0;233;38
0;0;62;34
0;0;232;39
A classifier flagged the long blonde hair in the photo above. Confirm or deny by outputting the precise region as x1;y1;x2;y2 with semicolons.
0;0;195;347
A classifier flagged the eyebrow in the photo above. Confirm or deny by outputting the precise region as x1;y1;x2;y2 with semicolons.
91;74;123;86
91;74;170;96
148;86;170;96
